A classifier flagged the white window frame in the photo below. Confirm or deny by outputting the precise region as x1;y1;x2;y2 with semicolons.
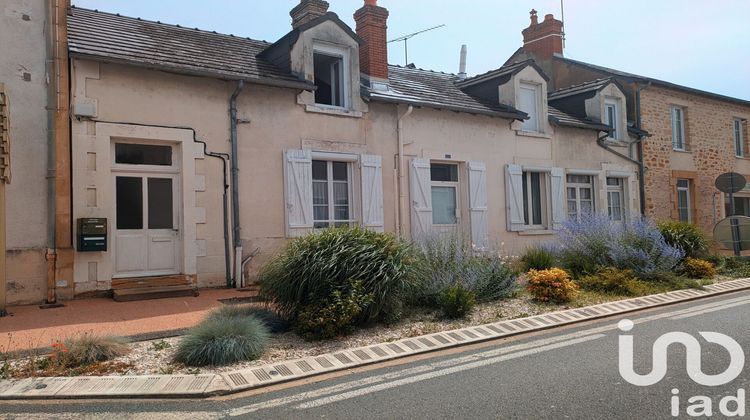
676;178;692;222
671;106;686;151
312;44;351;110
734;118;745;158
522;170;550;229
566;174;595;220
606;177;626;222
312;159;356;229
430;162;460;226
604;99;619;140
519;82;542;133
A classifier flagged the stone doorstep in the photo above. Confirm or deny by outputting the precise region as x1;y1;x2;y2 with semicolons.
1;277;750;400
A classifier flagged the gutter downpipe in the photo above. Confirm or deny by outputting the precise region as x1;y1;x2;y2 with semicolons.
230;81;245;288
396;105;414;238
595;132;646;214
634;81;652;216
45;0;57;306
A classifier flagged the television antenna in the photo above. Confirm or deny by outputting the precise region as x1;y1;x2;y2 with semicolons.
388;24;446;65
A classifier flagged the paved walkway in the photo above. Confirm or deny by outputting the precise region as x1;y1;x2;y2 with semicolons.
0;288;256;352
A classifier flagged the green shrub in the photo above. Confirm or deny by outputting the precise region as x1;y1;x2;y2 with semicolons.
295;279;374;340
437;285;476;319
577;268;648;296
413;233;517;305
658;221;709;259
258;227;420;324
526;268;579;303
680;258;717;279
208;305;290;333
707;256;750;278
59;335;130;367
519;246;557;272
174;316;269;367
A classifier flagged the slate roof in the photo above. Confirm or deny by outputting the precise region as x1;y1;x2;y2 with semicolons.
67;6;313;89
455;59;549;89
547;78;614;101
365;65;527;119
548;106;611;132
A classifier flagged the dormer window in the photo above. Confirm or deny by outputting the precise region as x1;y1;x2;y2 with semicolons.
313;45;350;108
519;82;541;132
604;99;619;140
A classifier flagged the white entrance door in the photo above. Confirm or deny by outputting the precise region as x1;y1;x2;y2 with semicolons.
112;142;181;278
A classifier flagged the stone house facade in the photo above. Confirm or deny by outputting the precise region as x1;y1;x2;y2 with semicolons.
507;10;750;241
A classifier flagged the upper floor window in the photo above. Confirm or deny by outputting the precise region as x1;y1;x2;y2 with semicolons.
519;82;541;132
313;45;349;108
735;118;745;157
604;100;619;140
671;106;686;151
522;171;549;228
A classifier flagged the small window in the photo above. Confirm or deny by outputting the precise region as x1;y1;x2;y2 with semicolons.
431;163;459;225
567;174;595;220
522;171;549;227
519;82;541;132
676;179;692;222
726;195;750;217
735;118;745;157
671;106;686;151
607;177;625;222
312;160;353;228
115;143;172;166
314;51;346;107
605;100;619;140
116;176;143;230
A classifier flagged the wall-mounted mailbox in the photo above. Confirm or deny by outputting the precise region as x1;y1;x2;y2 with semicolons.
77;218;107;252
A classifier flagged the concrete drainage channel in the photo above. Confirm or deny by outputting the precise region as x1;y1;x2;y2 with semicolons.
2;277;750;400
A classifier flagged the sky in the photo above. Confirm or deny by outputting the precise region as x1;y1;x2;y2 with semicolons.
71;0;750;100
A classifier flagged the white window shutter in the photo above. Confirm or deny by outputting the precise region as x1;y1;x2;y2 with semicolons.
410;158;432;240
505;164;525;232
284;149;313;237
550;167;565;230
360;154;384;232
468;161;489;249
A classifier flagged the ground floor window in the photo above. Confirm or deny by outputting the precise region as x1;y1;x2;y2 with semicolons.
566;174;595;220
430;163;459;225
607;177;625;222
522;171;549;228
726;194;750;217
676;178;692;222
312;160;353;228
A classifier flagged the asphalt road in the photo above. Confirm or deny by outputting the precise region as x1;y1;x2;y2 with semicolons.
3;290;750;419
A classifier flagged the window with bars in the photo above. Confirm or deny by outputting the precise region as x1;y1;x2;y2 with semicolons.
567;174;594;220
312;160;353;228
606;177;625;222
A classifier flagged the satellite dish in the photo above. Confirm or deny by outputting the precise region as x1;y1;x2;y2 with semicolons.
714;216;750;251
715;172;747;194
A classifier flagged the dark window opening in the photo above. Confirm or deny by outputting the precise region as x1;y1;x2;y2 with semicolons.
148;178;174;229
116;177;143;230
314;53;344;107
430;163;459;182
115;143;172;166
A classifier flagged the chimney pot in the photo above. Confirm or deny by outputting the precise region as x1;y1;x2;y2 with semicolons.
290;0;329;29
355;0;390;85
529;9;538;25
544;14;554;21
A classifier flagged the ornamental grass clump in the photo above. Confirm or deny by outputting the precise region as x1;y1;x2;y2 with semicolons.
58;335;130;367
556;213;684;279
174;316;269;367
258;227;421;325
208;305;290;333
519;245;558;272
526;268;579;303
657;221;709;259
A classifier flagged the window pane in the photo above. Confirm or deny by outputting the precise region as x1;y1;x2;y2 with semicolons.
607;177;622;187
333;181;349;206
580;200;593;214
334;206;349;221
312;160;327;180
148;178;173;229
430;164;458;182
580;188;592;200
314;53;344;106
314;205;329;222
567;187;576;200
115;143;172;166
116;177;143;230
531;172;542;225
332;162;348;181
568;200;577;216
519;85;538;131
432;186;457;224
522;172;529;225
677;179;689;188
313;180;328;205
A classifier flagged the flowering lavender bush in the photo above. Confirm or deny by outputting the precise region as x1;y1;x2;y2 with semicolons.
556;213;684;278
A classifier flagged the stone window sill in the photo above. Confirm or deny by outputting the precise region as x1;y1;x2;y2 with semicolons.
672;148;692;154
305;104;363;118
516;130;552;140
518;229;556;236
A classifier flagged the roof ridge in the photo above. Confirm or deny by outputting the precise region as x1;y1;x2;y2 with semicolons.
70;5;269;44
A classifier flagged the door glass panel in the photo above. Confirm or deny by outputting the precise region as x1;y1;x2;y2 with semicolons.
432;186;457;224
115;143;172;166
116;177;143;229
148;178;173;229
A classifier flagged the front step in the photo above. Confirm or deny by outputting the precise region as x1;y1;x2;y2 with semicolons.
113;284;199;302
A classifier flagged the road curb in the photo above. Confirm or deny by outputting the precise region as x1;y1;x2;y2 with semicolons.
2;278;750;400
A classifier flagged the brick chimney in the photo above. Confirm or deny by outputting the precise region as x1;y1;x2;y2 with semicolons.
354;0;390;87
522;9;564;58
290;0;330;29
